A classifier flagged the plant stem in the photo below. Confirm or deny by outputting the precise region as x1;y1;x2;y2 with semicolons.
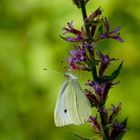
80;0;109;139
80;0;91;41
99;106;109;140
79;0;98;81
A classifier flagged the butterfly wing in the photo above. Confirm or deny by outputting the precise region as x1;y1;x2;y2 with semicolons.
54;75;91;127
54;80;73;127
67;79;92;125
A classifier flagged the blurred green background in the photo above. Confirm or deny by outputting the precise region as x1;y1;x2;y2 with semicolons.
0;0;140;140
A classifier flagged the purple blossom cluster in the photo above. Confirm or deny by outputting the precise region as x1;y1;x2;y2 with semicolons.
67;45;88;70
60;0;127;139
86;80;112;106
61;21;86;42
100;17;124;43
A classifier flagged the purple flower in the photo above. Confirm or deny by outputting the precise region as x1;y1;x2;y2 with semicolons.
109;103;122;123
68;46;87;62
100;18;124;42
61;21;86;42
93;82;105;95
98;51;111;66
88;43;94;51
86;80;94;87
67;46;90;70
113;121;126;131
67;57;82;70
85;80;112;105
93;82;112;103
92;82;105;103
85;7;102;23
98;106;107;114
82;43;95;51
67;58;76;69
110;103;121;113
85;88;98;106
88;116;101;134
85;88;92;94
110;120;127;139
70;47;86;61
98;106;108;124
98;51;116;78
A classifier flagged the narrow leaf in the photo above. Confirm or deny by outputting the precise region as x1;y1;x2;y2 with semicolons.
94;24;104;40
97;61;123;83
109;61;123;81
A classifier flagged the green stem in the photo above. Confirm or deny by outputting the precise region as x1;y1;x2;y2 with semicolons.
79;0;98;81
79;1;108;139
79;0;91;41
99;106;109;140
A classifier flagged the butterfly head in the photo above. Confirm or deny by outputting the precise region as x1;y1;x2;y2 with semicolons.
64;72;78;80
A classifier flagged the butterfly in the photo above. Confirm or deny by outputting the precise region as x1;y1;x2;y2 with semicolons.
54;72;92;127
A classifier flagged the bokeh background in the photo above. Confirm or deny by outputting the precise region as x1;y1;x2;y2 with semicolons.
0;0;140;140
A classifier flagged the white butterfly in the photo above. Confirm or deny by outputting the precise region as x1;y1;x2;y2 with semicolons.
54;72;92;127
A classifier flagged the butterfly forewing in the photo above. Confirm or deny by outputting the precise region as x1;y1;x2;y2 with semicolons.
54;80;72;126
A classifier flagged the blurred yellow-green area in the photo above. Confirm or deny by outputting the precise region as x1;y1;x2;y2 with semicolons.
0;0;140;140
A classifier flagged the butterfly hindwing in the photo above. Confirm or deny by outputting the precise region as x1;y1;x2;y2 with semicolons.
66;79;91;125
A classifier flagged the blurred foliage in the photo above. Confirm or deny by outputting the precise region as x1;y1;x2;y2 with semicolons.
0;0;140;140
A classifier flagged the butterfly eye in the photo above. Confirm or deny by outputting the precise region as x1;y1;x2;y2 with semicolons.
64;109;67;113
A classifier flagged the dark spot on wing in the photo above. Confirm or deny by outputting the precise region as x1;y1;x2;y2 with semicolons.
64;109;67;113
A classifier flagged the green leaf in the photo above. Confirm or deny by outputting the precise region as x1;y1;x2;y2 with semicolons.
94;23;104;40
98;24;104;35
109;61;123;81
122;117;128;127
97;61;123;83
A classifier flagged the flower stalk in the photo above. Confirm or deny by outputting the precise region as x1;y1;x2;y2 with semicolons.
79;0;98;81
60;0;128;139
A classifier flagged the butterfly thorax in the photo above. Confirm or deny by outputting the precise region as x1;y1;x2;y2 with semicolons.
64;72;78;80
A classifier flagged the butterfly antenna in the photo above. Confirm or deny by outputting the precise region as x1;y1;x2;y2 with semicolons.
43;68;62;76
